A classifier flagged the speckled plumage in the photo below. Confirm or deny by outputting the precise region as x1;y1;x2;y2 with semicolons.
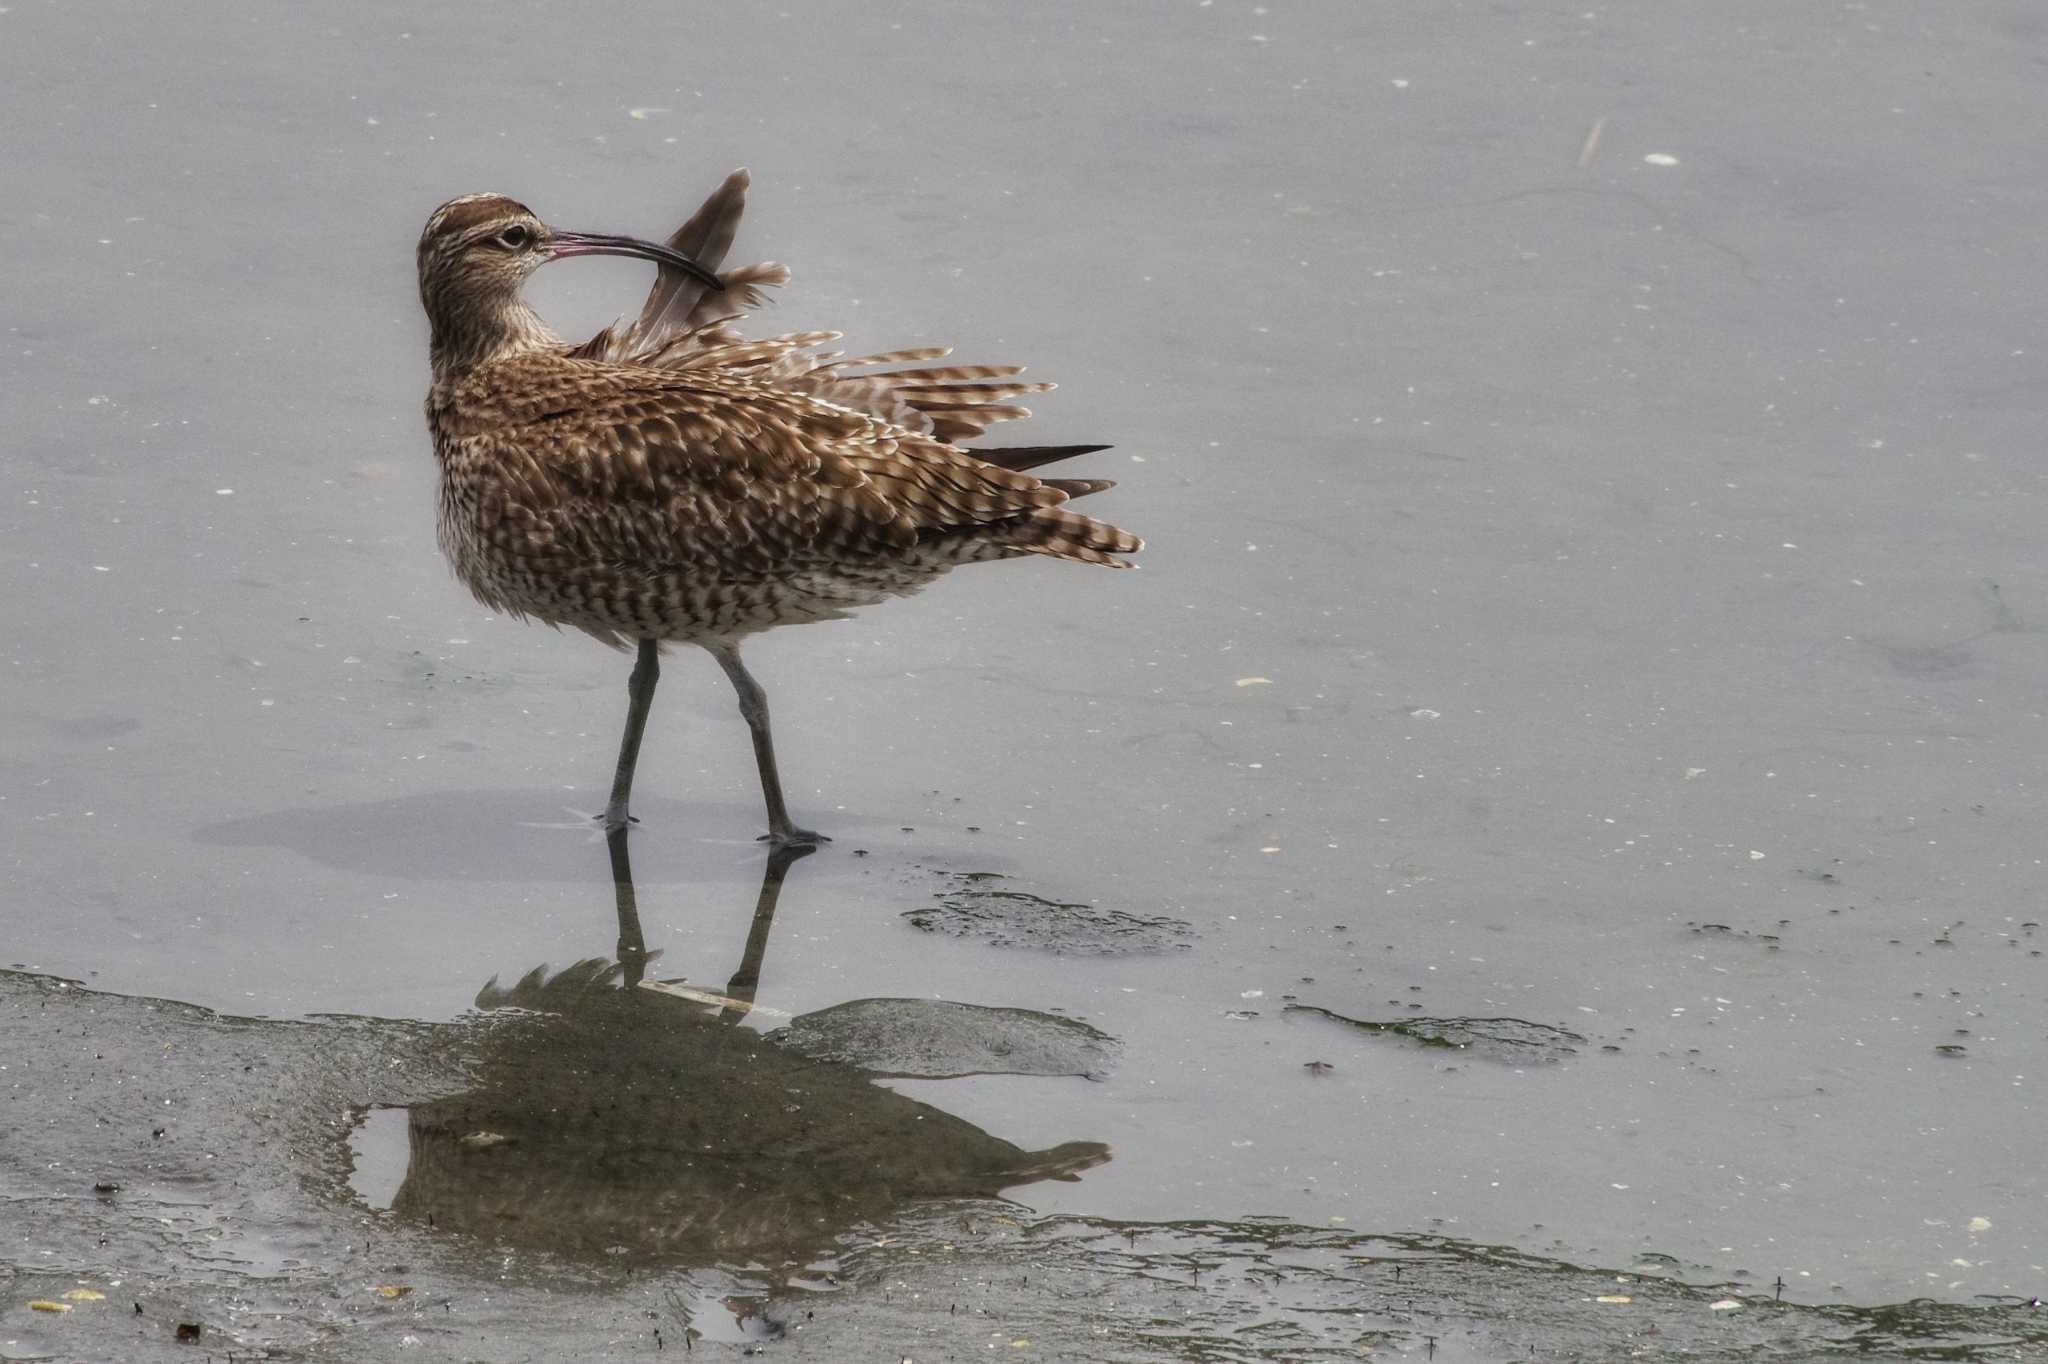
431;349;1136;648
417;170;1141;844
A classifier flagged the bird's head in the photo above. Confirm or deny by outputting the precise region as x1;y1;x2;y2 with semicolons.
417;193;722;366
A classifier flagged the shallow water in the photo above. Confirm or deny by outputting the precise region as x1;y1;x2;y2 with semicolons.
4;0;2045;1357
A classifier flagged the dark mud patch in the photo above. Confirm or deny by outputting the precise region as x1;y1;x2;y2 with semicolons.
771;996;1121;1079
1687;919;1786;950
1287;1003;1587;1063
905;870;1195;955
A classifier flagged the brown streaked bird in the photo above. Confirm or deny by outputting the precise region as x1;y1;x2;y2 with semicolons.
418;169;1142;847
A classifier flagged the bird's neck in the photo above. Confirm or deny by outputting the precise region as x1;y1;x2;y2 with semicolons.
428;298;563;385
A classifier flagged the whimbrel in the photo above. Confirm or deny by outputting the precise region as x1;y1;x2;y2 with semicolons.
418;170;1141;846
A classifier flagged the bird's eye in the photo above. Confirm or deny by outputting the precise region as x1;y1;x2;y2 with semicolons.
496;225;534;249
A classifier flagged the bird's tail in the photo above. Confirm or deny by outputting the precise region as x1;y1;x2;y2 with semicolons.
984;506;1144;569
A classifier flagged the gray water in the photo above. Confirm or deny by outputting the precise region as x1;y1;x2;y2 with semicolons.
4;1;2043;1358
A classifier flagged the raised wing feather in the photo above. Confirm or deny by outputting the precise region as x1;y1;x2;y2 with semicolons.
578;172;1071;444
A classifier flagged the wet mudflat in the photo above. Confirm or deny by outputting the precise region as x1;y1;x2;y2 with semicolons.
5;0;2046;1359
9;970;2043;1361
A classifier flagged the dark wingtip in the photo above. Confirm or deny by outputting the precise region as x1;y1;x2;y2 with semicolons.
970;443;1115;473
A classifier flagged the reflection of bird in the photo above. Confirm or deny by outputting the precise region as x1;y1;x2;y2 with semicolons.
390;836;1108;1265
393;968;1108;1265
418;170;1142;846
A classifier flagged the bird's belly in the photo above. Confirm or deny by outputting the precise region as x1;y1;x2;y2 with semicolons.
520;562;952;645
439;504;950;646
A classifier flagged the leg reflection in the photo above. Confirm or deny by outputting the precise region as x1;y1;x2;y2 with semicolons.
606;826;652;989
721;843;815;1023
605;829;815;1007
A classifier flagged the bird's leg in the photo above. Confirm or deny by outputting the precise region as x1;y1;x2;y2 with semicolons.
706;642;828;848
602;638;660;833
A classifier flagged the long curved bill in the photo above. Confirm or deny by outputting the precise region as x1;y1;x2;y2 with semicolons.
548;230;726;290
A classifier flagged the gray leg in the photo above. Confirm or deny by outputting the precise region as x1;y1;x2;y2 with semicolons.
602;639;659;833
706;641;828;848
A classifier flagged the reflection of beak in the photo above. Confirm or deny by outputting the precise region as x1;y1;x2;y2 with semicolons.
546;230;725;290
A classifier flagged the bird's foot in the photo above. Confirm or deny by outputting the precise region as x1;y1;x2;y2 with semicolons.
759;827;830;849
